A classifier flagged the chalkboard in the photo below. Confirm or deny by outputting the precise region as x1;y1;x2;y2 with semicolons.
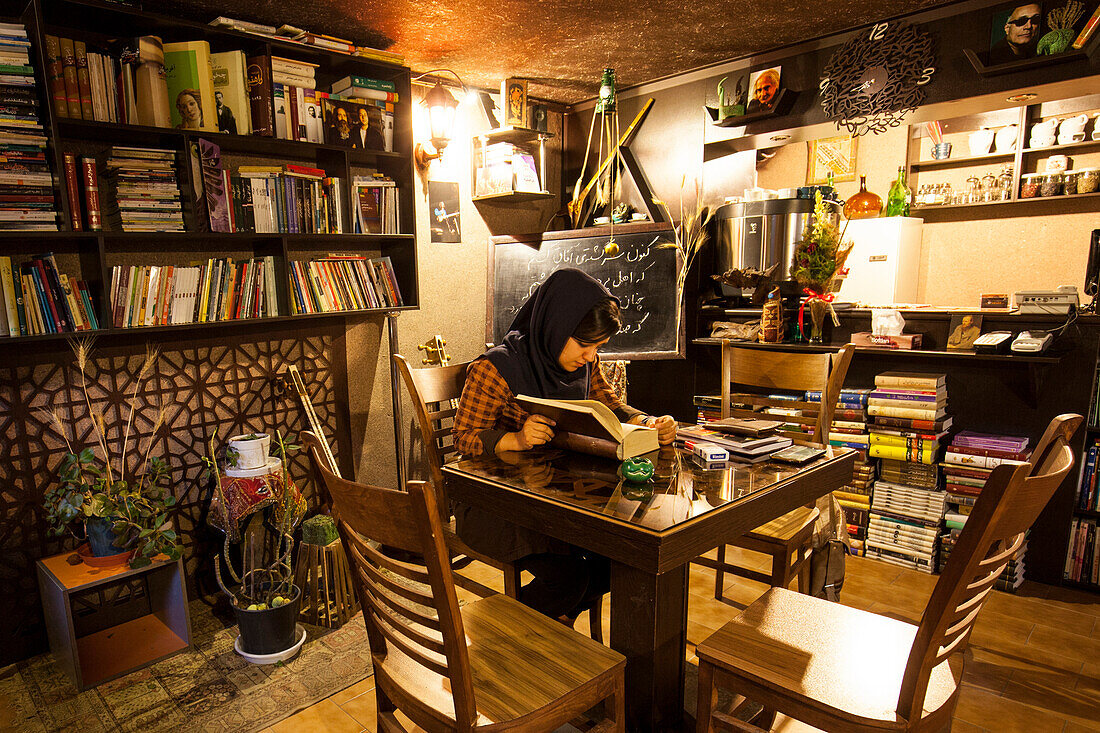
490;223;682;359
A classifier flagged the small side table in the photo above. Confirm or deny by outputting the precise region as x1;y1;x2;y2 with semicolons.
36;551;191;691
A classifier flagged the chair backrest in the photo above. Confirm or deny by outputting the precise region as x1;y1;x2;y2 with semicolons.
896;413;1082;724
302;430;479;729
392;353;471;497
722;344;854;445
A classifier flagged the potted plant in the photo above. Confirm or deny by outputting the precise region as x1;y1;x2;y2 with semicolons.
226;432;272;470
41;340;183;568
206;430;307;657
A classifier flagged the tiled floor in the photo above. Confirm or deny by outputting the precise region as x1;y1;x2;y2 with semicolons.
262;550;1100;732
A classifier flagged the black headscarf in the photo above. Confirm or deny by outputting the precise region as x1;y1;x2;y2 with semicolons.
485;268;616;400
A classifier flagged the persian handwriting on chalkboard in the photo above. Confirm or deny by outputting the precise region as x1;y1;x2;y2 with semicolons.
493;229;682;358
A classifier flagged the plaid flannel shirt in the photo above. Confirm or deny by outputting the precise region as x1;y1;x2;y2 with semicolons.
453;356;643;456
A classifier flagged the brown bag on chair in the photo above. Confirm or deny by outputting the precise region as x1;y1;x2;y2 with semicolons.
809;494;850;602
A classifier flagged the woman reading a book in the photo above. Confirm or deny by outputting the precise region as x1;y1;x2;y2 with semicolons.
452;268;675;621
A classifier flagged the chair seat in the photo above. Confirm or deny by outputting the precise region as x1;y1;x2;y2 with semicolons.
744;505;819;544
696;588;962;728
377;593;625;729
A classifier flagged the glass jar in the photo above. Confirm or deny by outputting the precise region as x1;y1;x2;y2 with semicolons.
999;166;1014;199
981;173;998;201
966;175;981;204
1041;172;1064;197
1064;171;1079;195
1020;173;1043;198
1078;168;1100;194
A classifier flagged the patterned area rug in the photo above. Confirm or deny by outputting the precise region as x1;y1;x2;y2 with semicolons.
0;598;373;732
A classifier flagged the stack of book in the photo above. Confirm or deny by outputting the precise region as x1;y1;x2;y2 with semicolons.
1;24;57;232
271;56;323;142
1;253;98;336
330;75;397;149
940;431;1030;588
943;529;1028;591
674;423;792;464
694;394;722;425
809;387;873;553
288;254;402;315
352;174;398;234
96;147;183;232
864;372;949;573
1065;518;1100;586
110;257;278;327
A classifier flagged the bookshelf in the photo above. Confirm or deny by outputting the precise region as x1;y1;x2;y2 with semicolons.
0;0;419;341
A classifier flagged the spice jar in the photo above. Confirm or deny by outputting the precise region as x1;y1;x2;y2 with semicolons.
981;173;998;201
1078;168;1100;194
1041;172;1064;197
1020;173;1043;198
1064;171;1078;195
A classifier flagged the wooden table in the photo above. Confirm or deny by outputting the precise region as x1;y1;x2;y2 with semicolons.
443;445;855;731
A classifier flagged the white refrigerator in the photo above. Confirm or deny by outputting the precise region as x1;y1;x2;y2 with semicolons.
835;217;923;306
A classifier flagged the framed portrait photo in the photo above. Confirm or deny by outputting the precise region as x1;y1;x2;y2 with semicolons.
947;314;984;350
988;2;1044;65
806;135;858;185
501;77;528;128
746;66;781;114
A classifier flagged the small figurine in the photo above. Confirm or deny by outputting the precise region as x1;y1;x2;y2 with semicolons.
619;456;655;483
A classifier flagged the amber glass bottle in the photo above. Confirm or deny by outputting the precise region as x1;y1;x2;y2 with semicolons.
843;175;882;219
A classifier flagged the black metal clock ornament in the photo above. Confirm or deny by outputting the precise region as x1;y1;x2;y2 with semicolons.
819;21;936;137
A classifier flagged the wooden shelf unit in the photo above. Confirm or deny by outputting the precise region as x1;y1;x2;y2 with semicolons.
0;0;420;342
904;94;1100;216
36;552;191;691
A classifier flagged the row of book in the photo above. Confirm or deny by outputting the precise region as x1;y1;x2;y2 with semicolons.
110;258;279;328
816;388;874;555
45;32;397;152
474;142;542;197
0;254;98;336
0;23;59;232
1065;518;1100;585
353;175;399;234
207;16;405;64
288;255;403;315
1077;440;1100;512
195;138;345;234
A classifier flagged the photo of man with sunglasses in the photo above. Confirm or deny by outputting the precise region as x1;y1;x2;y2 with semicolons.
989;3;1043;64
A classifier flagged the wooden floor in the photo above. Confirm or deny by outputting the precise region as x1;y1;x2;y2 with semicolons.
261;549;1100;733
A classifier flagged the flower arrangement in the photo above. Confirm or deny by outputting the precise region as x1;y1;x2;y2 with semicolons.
654;177;713;311
41;339;182;568
790;192;853;342
791;191;852;294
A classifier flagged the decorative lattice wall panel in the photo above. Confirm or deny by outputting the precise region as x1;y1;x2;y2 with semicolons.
0;326;349;667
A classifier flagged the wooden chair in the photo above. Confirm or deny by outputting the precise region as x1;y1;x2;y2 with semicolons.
695;344;854;603
306;439;626;732
695;413;1082;733
392;354;604;640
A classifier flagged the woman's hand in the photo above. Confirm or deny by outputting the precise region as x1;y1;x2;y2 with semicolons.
649;415;678;445
498;414;556;453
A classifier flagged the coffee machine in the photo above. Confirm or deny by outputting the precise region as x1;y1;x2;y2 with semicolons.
711;197;838;304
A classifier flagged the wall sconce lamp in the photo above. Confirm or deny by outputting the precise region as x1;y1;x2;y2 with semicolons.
413;69;467;174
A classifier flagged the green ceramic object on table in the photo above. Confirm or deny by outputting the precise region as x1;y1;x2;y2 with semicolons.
620;457;655;484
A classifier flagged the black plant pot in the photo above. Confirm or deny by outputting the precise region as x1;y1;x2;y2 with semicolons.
86;516;122;557
233;585;302;655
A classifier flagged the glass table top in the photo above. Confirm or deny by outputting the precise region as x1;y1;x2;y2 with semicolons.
446;445;848;533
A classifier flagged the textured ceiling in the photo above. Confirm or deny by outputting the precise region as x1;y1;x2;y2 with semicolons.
158;0;960;104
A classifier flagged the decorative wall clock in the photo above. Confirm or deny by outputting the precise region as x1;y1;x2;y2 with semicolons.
819;21;936;137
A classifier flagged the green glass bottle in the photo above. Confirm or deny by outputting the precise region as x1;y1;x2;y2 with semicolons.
596;68;616;114
886;166;912;217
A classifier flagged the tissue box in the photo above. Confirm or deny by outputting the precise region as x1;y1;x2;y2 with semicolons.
849;332;922;349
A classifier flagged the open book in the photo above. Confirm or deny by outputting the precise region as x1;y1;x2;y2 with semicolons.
516;394;659;460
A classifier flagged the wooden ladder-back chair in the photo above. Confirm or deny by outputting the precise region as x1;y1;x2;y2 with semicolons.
303;433;626;733
695;413;1082;733
392;354;604;641
695;344;854;602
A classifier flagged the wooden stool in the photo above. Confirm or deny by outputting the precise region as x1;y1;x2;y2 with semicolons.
293;538;360;627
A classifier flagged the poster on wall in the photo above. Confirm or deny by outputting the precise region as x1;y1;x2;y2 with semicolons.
806;135;858;184
429;181;461;243
746;66;781;113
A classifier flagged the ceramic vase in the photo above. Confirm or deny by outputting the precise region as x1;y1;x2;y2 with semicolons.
969;128;995;156
229;433;272;470
1058;114;1088;145
1029;119;1057;148
995;124;1018;152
